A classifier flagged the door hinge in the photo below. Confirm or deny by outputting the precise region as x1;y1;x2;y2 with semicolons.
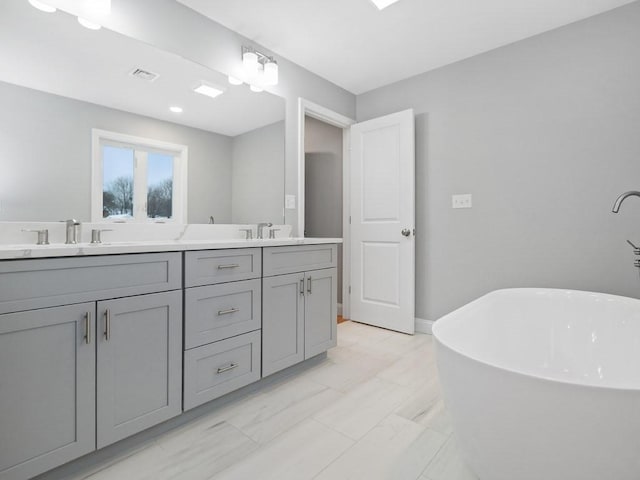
349;216;351;225
349;286;351;294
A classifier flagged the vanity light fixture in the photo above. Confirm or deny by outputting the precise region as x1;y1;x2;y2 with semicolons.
370;0;402;10
237;46;279;89
193;83;225;99
28;0;56;13
249;84;264;93
169;106;183;113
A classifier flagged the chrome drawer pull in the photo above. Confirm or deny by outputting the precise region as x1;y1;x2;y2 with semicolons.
217;264;240;270
84;311;91;344
300;279;305;296
217;363;239;374
307;276;312;295
218;307;240;316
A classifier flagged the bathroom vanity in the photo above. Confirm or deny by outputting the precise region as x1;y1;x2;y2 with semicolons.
0;238;339;480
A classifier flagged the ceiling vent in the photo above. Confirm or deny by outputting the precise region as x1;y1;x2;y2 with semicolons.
129;68;159;82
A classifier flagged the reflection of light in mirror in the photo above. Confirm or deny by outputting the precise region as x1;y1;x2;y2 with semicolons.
169;106;183;113
28;0;56;13
77;16;101;29
250;85;263;93
228;75;243;86
193;83;224;99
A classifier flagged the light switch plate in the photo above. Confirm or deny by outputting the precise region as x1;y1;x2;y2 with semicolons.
285;195;296;209
452;194;472;209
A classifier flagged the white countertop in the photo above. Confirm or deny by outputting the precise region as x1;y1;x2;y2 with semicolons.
0;237;342;260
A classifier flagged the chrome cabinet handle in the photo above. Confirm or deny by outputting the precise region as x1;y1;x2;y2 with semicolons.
217;264;240;270
300;278;305;295
218;308;239;316
104;309;111;341
84;311;91;344
217;363;238;374
307;276;312;295
401;228;411;237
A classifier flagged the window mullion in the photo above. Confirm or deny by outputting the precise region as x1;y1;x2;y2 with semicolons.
134;150;148;222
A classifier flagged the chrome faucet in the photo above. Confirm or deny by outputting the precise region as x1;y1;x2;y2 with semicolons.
257;222;273;239
612;191;640;213
62;219;81;244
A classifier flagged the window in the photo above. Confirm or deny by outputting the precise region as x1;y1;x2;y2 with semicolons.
92;129;187;223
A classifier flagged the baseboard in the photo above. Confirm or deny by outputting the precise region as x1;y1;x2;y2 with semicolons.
415;317;434;334
337;303;343;316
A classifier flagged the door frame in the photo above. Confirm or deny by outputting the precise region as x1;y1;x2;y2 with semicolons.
297;98;355;318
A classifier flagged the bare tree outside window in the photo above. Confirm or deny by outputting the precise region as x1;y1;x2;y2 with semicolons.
103;175;133;217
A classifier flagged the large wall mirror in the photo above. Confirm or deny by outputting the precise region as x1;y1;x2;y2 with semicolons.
0;0;285;224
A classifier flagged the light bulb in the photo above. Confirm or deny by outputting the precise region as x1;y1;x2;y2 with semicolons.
250;84;263;93
169;106;183;113
28;0;56;13
228;75;243;86
263;60;278;86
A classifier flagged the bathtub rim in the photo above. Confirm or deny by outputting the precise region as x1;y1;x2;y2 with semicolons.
432;287;640;393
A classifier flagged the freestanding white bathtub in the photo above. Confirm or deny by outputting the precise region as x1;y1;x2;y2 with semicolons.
433;288;640;480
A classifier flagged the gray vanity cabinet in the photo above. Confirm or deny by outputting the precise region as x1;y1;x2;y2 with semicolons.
183;249;262;411
0;252;182;480
304;268;338;359
262;245;338;377
0;303;96;480
96;290;182;449
261;272;306;376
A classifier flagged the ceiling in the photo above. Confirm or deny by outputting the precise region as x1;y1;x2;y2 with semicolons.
178;0;637;94
0;0;284;136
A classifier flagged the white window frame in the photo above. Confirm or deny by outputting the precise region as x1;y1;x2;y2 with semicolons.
91;129;188;223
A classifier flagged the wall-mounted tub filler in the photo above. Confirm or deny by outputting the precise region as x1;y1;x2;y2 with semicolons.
612;190;640;212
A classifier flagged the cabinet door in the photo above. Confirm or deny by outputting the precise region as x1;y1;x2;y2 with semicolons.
97;291;182;449
262;272;305;377
0;303;95;480
304;268;338;359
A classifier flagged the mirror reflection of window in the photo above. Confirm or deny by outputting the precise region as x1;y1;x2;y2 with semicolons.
146;152;174;220
96;132;185;223
102;145;134;219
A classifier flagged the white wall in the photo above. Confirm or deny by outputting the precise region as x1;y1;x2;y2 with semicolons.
304;116;344;303
96;0;357;235
231;121;285;224
357;2;640;320
0;81;232;223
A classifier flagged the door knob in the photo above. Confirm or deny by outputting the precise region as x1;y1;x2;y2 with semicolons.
401;229;411;237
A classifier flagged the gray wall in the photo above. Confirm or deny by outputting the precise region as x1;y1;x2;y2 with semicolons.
304;116;344;303
231;121;285;224
357;2;640;320
0;81;232;223
97;0;357;235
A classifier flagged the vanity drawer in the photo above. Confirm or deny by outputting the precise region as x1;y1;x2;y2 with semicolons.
0;253;181;314
263;244;338;277
184;248;261;287
185;279;261;349
183;330;261;410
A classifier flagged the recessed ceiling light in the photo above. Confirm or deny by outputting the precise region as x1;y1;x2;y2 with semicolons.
370;0;401;10
228;75;243;86
28;0;56;13
193;83;225;99
169;106;183;114
77;17;102;30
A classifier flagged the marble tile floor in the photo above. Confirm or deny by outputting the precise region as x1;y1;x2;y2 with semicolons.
68;321;478;480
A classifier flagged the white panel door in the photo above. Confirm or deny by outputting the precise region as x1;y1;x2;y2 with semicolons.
350;109;415;334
